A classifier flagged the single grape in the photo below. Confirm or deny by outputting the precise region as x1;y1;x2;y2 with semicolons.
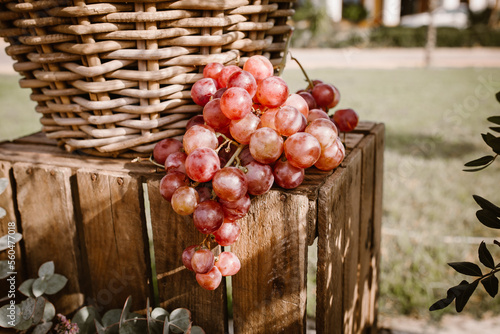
196;186;212;203
327;84;341;109
185;147;220;183
298;91;317;110
238;146;255;166
212;167;248;202
203;62;224;81
273;160;305;189
182;245;197;271
153;138;183;165
245;160;274;195
213;87;227;99
171;186;200;215
203;98;231;130
284;132;321;169
242;55;274;83
260;107;278;130
249;127;284;164
218;193;251;220
213;219;241;246
220;87;252;120
229;112;261;145
227;70;257;98
307;108;330;123
256;76;289;108
305;118;338;149
193;200;225;234
312;79;324;86
218;65;242;88
186;115;205;130
332;108;359;132
311;83;335;109
191;248;215;274
191;78;219;106
314;137;345;171
284;93;309;118
196;266;222;290
165;151;187;174
183;124;218;155
215;251;241;276
159;171;189;202
274;105;304;137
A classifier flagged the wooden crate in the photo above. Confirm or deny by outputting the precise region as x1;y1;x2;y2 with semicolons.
0;121;384;334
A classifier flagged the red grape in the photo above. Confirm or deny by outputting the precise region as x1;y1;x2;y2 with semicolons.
327;84;341;109
191;248;215;274
298;91;317;110
274;105;304;137
311;83;335;109
196;266;222;290
256;76;289;108
165;151;187;174
284;93;309;118
227;70;257;98
242;55;274;84
238;146;255;166
332;108;359;132
284;132;321;169
183;124;218;155
220;87;252;120
191;77;219;106
159;171;189;202
171;186;200;215
305;118;338;149
260;107;278;130
203;62;224;81
186;115;205;130
213;219;241;246
193;200;224;234
218;65;242;88
212;167;248;202
245;160;274;195
213;87;227;99
218;193;251;220
229;112;261;145
196;186;212;203
215;251;241;276
182;245;197;271
273;160;305;189
203;98;231;130
249;127;284;164
153;138;183;165
185;147;220;182
314;137;345;171
307;108;330;123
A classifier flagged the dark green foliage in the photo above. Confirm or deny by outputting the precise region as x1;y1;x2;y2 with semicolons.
342;4;368;23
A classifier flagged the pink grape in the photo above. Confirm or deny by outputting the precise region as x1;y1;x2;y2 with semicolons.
238;146;255;166
218;193;251;220
213;87;227;99
284;93;309;118
249;127;284;164
256;76;289;108
183;124;218;155
190;78;219;106
298;91;317;110
220;87;252;120
215;251;241;276
218;65;242;88
186;115;205;130
212;167;248;202
203;98;231;130
182;245;197;271
159;171;189;202
273;160;305;189
153;138;183;165
315;137;345;171
229;112;261;145
274;105;304;137
185;147;220;182
193;200;224;234
196;186;212;203
203;62;224;80
305;118;338;149
311;83;335;109
332;108;359;132
191;248;215;274
227;70;257;98
307;108;330;123
245;160;274;195
165;151;187;174
243;55;274;83
260;107;278;130
196;266;222;290
213;219;241;246
171;186;199;215
284;132;321;169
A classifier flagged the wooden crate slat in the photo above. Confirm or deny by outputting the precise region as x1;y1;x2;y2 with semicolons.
232;190;309;334
76;170;151;311
12;163;84;314
147;176;228;334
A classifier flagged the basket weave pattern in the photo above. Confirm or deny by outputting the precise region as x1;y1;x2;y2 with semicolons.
0;0;295;157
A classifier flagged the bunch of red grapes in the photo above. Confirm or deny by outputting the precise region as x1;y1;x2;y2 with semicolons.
152;55;359;291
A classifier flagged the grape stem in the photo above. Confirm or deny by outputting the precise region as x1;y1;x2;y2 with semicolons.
289;52;314;90
225;143;245;168
132;155;165;169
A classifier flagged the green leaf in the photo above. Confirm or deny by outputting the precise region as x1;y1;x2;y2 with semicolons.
32;278;48;297
0;304;21;328
456;280;479;312
120;296;133;329
20;297;36;321
473;195;500;216
490;126;500;133
481;274;499;298
0;178;8;196
0;260;10;279
19;279;35;297
448;262;482;276
477;210;500;229
95;320;106;334
14;318;33;331
102;309;122;327
38;261;55;279
169;308;191;333
43;300;55;322
464;155;495;167
73;306;101;334
44;274;68;295
0;232;22;251
488;115;500;124
429;281;469;311
190;326;206;334
478;241;495;269
482;132;500;154
151;308;169;321
33;322;52;334
32;297;46;324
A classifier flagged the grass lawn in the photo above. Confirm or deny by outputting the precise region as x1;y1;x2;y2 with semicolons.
1;67;500;320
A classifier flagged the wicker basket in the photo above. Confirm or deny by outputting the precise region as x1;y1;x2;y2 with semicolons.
0;0;295;157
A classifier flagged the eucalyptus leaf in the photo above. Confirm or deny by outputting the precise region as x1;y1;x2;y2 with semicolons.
19;279;35;297
464;155;495;167
0;260;10;279
0;178;8;195
32;321;52;334
478;241;495;269
95;320;106;334
120;296;133;328
0;304;21;328
190;325;206;334
14;317;33;331
151;307;169;321
32;278;48;297
0;232;22;251
43;300;55;322
481;274;499;298
448;261;482;276
73;306;101;334
0;207;5;220
102;309;122;327
20;297;36;321
38;261;55;279
169;308;191;333
456;279;479;312
477;210;500;229
119;321;140;334
44;274;68;295
32;297;46;324
473;195;500;216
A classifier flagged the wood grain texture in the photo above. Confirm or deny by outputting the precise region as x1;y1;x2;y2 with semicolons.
232;190;309;334
147;176;227;334
76;169;150;312
13;162;84;314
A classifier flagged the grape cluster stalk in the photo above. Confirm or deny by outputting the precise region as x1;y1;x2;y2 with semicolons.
149;55;359;290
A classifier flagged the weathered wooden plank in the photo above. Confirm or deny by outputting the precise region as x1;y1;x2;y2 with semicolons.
76;169;150;312
13;163;84;314
232;190;309;334
147;176;227;334
353;134;376;334
316;166;347;334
